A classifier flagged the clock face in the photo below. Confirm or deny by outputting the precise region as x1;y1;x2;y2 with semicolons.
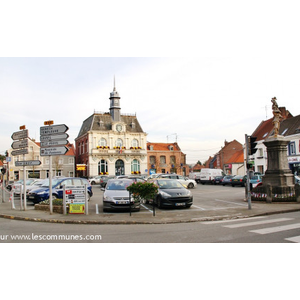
116;124;122;132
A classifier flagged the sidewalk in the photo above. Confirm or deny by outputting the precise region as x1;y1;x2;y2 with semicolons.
1;199;300;224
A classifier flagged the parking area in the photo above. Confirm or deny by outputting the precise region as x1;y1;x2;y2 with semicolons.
9;183;248;216
93;183;248;215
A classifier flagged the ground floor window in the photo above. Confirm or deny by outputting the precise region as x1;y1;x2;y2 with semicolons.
98;159;108;174
131;159;140;174
28;170;40;178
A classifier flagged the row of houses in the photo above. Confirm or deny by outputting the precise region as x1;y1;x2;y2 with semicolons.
191;106;300;177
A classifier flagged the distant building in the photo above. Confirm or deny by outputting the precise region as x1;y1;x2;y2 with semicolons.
75;81;147;177
7;138;75;180
147;142;189;176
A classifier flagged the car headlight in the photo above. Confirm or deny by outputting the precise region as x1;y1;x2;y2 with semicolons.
38;191;46;195
103;195;113;201
160;191;171;198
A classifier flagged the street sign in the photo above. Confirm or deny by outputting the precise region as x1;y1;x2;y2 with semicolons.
40;140;69;147
40;146;68;156
11;129;28;141
11;139;28;149
15;160;41;167
40;124;69;136
40;133;69;141
11;148;28;156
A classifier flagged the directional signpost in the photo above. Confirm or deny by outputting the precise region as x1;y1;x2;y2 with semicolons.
15;160;41;167
11;127;29;210
40;121;69;214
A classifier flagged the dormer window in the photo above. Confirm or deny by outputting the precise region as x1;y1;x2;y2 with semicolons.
169;146;174;151
282;128;288;135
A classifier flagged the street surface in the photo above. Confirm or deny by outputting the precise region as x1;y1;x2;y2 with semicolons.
1;184;300;243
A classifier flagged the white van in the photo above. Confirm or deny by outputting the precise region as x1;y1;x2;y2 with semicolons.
199;168;224;184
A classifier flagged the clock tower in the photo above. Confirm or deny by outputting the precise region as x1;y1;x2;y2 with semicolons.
109;77;121;122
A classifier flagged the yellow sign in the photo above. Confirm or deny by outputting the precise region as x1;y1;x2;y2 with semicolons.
69;204;85;214
76;164;86;171
44;120;54;125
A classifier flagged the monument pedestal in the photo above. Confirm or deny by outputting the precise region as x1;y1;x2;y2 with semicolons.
252;136;297;202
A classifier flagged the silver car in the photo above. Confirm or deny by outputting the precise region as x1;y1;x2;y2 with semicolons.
102;179;140;212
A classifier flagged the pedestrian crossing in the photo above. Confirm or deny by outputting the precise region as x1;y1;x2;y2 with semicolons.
201;216;300;243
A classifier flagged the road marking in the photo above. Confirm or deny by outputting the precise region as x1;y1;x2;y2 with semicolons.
285;236;300;243
224;218;293;228
141;204;153;213
214;199;248;207
201;216;266;224
192;205;206;210
250;223;300;235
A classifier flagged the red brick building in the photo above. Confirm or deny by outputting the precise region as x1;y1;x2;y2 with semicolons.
147;142;189;176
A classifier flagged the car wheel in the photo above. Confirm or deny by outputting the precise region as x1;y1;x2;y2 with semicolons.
232;184;234;187
188;183;194;189
91;181;95;185
52;194;57;200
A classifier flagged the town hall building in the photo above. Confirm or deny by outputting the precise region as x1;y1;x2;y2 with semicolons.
75;81;148;177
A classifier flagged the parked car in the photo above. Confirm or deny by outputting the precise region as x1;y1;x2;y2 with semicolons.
89;175;106;185
231;175;246;187
147;178;193;208
250;175;263;188
99;175;116;188
13;179;36;195
102;178;140;212
27;177;93;204
213;176;224;185
26;179;47;196
222;175;233;186
156;174;197;189
294;175;300;185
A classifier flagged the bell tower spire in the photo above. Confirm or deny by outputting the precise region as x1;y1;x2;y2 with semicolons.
109;77;121;121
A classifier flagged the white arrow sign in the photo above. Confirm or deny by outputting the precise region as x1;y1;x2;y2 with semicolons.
40;146;68;156
11;139;28;149
40;133;69;141
11;148;28;156
15;160;41;167
40;140;69;147
11;129;28;141
40;124;69;136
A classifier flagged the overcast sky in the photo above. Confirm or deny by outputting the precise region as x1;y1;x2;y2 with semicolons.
1;1;300;166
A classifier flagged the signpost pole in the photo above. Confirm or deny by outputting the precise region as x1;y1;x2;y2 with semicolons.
85;184;88;215
63;185;67;215
49;155;53;214
23;153;27;210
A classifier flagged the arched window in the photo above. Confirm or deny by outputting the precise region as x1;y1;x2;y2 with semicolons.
131;139;139;148
99;138;107;147
116;138;123;148
131;159;140;173
98;160;108;174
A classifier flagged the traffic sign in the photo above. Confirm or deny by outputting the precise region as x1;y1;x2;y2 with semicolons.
40;133;69;141
11;148;28;156
40;140;69;147
40;146;68;156
11;129;28;141
40;124;69;136
11;139;28;149
15;160;41;167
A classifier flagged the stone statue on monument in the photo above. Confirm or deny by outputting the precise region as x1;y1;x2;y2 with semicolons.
271;97;282;137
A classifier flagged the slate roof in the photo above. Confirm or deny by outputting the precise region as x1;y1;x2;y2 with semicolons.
77;112;144;138
279;114;300;137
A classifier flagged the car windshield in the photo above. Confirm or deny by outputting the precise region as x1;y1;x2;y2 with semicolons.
106;180;131;190
157;180;184;189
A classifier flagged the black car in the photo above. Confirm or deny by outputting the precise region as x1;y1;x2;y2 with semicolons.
148;178;193;209
213;176;224;185
99;175;116;188
222;175;233;186
231;175;246;187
